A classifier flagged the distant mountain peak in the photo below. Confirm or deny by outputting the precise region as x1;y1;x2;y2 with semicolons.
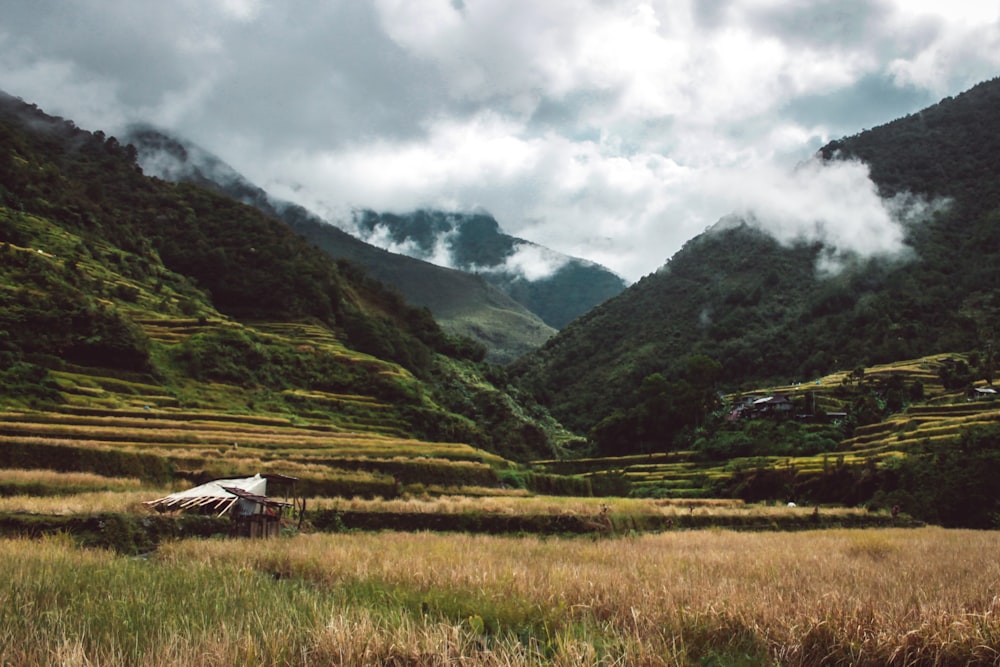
352;208;626;328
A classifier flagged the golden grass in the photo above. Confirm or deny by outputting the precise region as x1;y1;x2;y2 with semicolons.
308;493;869;521
0;489;169;514
0;432;491;465
1;528;990;665
0;468;143;492
168;528;1000;664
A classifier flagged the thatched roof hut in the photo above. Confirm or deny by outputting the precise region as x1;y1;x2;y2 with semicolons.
144;473;292;517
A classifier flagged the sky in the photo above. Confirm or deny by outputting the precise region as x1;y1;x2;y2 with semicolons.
1;0;999;283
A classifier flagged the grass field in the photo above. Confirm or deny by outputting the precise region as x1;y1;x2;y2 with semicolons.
1;528;997;666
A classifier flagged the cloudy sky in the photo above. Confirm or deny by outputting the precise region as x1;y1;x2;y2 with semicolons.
1;0;999;282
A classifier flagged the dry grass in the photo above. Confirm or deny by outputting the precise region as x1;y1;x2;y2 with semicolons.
1;528;997;665
160;528;1000;665
0;485;876;527
0;489;170;514
0;468;143;491
310;493;692;515
309;493;871;522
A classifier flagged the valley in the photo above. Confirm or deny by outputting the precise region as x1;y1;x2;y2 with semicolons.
2;73;1000;665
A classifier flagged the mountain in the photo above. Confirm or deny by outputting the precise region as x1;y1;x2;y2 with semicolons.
511;76;1000;439
352;210;628;329
0;91;573;462
124;127;554;364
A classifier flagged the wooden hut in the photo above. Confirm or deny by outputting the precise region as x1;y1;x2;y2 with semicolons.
144;473;297;538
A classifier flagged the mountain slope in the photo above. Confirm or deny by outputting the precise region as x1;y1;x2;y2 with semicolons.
0;91;570;461
125;127;555;363
279;211;555;363
354;209;628;329
511;76;1000;437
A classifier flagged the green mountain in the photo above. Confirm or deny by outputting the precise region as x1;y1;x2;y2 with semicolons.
124;127;555;364
511;76;1000;439
0;91;571;462
354;209;628;329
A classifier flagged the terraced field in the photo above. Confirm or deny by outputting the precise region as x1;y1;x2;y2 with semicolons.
0;308;524;503
535;354;1000;499
0;397;507;499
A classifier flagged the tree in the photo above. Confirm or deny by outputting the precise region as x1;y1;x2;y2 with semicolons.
960;291;1000;384
884;424;1000;528
683;354;722;426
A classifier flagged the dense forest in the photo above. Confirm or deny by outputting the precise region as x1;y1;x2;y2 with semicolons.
0;91;568;462
511;76;1000;448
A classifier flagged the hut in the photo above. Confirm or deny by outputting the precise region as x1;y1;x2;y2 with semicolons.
144;473;297;538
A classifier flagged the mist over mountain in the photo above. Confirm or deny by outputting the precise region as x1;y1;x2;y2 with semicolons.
511;76;1000;438
0;90;571;461
352;210;627;329
128;125;626;333
125;127;555;363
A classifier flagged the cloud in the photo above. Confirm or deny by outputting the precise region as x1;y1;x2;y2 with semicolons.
364;221;459;269
704;156;949;273
475;243;571;282
0;0;997;284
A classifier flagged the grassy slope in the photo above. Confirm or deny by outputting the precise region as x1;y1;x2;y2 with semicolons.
0;91;573;469
0;208;511;494
284;213;556;363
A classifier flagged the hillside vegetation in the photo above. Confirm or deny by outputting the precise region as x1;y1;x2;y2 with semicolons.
529;351;1000;527
125;127;558;363
0;90;571;469
512;76;1000;437
4;84;1000;533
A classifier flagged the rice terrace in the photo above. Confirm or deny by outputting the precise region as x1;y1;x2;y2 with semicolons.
2;350;1000;665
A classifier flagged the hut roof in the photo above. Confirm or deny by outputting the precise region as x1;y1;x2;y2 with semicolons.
144;473;282;516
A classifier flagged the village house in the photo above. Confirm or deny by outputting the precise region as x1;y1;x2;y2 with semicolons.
751;394;795;416
970;386;998;401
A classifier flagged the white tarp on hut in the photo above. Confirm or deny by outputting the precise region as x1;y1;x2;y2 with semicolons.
144;473;268;516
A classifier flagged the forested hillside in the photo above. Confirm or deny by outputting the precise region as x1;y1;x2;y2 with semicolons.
511;76;1000;440
0;91;569;462
124;127;556;363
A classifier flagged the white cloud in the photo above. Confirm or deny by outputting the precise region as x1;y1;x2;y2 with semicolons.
477;243;571;282
216;0;263;22
0;0;997;283
363;221;458;268
883;0;1000;93
702;157;952;274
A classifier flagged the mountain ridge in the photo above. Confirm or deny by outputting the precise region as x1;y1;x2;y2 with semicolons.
353;209;628;329
127;125;628;330
124;126;555;364
510;75;1000;440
